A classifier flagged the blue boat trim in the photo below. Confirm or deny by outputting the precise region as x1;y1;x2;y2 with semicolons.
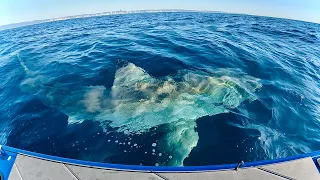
0;147;17;180
2;145;320;172
312;157;320;173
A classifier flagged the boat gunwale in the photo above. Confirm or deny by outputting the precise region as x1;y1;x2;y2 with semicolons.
3;145;320;172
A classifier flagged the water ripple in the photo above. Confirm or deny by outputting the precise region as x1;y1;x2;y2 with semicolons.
0;12;320;166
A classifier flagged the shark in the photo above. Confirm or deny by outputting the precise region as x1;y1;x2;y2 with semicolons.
20;60;262;166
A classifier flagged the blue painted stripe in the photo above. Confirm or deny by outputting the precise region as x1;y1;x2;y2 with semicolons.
0;147;17;180
2;145;320;172
312;157;320;173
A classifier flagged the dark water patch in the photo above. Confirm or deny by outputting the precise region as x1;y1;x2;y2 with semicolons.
185;113;261;165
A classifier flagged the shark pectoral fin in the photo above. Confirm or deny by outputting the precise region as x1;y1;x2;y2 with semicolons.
161;120;199;166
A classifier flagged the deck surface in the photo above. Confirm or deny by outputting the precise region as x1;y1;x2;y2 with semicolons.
7;154;320;180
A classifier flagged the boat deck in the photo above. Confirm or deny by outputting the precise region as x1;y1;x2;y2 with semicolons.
1;146;320;180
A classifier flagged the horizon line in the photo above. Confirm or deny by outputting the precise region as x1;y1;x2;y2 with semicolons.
1;9;319;30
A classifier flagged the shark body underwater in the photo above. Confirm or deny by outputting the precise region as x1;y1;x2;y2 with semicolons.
20;61;262;166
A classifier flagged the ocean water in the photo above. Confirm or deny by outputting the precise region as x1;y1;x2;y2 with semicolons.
0;12;319;166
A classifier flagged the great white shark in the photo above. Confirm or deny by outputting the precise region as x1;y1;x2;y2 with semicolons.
19;58;262;166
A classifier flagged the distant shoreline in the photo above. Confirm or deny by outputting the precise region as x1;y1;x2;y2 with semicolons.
1;9;318;31
0;9;201;31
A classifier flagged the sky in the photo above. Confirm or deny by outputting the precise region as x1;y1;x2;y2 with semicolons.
0;0;319;26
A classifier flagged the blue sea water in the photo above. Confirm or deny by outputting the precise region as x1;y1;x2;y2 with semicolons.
0;12;320;166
